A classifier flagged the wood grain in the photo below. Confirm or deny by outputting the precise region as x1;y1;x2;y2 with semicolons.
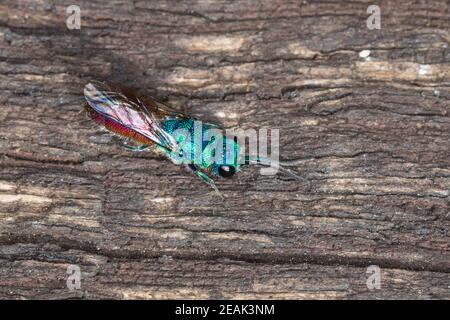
0;0;449;299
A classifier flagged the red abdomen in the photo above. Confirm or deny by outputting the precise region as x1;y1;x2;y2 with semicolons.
85;105;155;145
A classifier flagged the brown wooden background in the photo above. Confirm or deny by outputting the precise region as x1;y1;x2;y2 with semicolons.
0;0;449;299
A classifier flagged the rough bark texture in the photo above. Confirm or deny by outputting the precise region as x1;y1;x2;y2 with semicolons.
0;0;449;299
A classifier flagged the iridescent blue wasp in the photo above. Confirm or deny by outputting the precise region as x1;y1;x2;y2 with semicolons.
84;82;300;195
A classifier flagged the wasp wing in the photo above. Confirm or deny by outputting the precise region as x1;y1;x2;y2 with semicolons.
137;93;221;130
84;82;178;152
136;93;193;120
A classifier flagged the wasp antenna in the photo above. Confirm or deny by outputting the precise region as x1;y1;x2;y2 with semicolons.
277;166;303;180
244;156;303;181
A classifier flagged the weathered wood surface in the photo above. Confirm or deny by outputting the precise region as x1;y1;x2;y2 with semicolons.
0;0;449;299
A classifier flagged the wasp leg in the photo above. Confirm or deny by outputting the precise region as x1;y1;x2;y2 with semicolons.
186;164;223;198
121;143;149;152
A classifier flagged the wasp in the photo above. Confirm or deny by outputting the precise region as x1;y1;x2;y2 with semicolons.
83;82;300;195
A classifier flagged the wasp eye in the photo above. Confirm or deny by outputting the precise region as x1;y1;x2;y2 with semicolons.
218;165;236;178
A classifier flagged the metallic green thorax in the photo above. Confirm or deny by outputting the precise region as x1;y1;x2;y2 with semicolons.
160;118;239;175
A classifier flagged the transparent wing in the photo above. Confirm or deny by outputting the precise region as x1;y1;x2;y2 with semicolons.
137;92;220;129
84;82;178;151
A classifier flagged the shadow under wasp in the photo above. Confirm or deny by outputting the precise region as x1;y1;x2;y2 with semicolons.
83;82;301;197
